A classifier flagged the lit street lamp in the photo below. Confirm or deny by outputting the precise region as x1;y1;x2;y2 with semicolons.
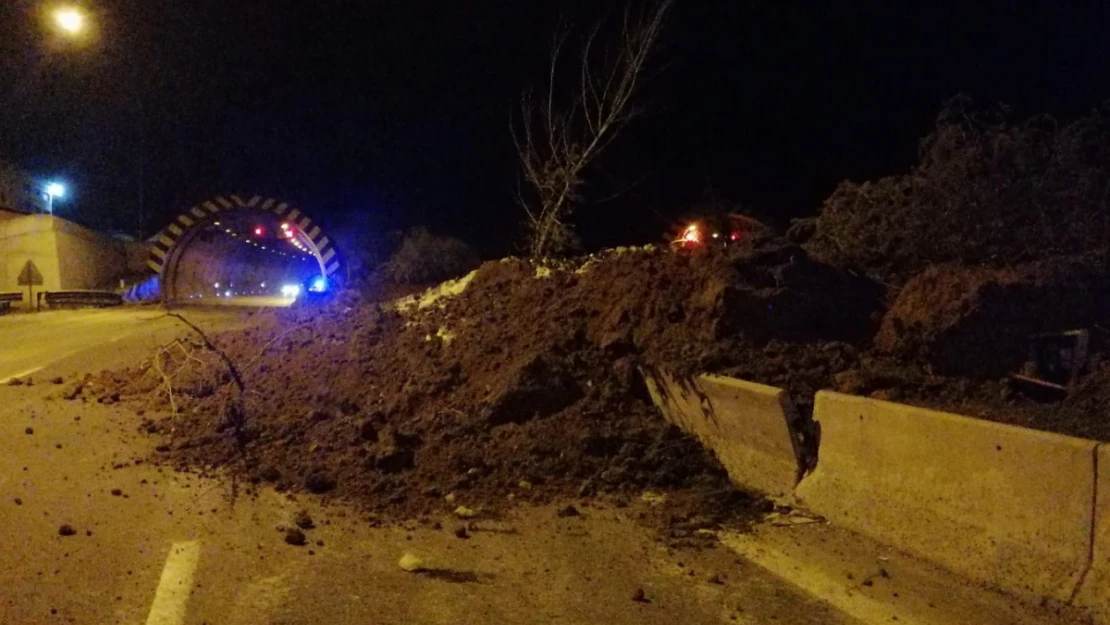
45;182;66;214
52;7;87;36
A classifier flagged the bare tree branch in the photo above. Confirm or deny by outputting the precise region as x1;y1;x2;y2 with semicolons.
512;0;672;258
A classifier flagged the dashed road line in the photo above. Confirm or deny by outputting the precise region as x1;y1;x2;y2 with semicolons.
145;541;201;625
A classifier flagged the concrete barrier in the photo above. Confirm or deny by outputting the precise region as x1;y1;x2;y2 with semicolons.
795;391;1097;603
642;368;802;496
1075;444;1110;622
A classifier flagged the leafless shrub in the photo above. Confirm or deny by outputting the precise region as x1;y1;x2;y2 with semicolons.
382;227;480;285
512;0;672;258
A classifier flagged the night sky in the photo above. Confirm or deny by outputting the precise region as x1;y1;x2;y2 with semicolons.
2;0;1109;255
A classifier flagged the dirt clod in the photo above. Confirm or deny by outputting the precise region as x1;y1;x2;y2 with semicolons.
284;529;307;546
24;427;33;435
632;588;650;603
303;471;337;494
556;505;581;518
398;553;424;572
294;511;316;530
58;525;76;537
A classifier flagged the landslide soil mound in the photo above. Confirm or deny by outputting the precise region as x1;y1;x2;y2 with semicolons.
876;256;1110;378
89;241;882;521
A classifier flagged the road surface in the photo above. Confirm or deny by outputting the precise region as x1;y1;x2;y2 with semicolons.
0;307;262;384
178;295;295;308
0;308;1087;624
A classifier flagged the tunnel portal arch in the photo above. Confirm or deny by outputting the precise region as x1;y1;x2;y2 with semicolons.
147;194;343;302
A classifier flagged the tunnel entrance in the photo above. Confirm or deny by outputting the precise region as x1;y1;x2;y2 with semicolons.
147;195;343;304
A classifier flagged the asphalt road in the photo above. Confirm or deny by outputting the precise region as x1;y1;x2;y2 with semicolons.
0;307;262;384
177;295;295;308
0;307;1087;624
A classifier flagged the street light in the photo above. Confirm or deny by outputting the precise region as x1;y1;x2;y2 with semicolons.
45;182;66;214
52;7;86;36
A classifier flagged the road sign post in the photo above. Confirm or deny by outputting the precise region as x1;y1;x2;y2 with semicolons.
17;260;44;310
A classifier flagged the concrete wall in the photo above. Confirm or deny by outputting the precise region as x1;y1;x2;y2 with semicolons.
124;241;152;275
643;368;804;496
0;214;63;295
53;218;128;290
642;372;1110;619
795;391;1096;603
0;214;133;298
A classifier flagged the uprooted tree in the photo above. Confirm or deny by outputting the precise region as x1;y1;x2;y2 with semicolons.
512;0;672;258
804;94;1110;286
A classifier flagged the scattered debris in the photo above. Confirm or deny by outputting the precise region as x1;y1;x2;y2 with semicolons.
294;511;316;530
556;504;581;518
398;553;425;572
453;506;477;519
284;529;307;546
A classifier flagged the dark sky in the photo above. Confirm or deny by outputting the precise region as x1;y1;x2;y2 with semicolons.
2;0;1110;254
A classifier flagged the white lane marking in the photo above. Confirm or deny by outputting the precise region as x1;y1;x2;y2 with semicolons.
721;532;928;625
145;541;202;625
0;366;43;385
0;333;133;384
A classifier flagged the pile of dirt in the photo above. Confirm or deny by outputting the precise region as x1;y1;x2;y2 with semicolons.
87;240;882;521
86;236;1110;526
876;257;1110;377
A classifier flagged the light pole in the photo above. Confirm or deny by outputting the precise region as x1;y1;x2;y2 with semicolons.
45;182;66;214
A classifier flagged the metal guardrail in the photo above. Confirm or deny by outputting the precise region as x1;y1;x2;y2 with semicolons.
0;292;22;314
36;290;123;309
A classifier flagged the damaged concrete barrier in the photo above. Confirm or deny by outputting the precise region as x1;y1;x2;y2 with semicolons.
1075;444;1110;622
642;368;803;497
795;391;1097;603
